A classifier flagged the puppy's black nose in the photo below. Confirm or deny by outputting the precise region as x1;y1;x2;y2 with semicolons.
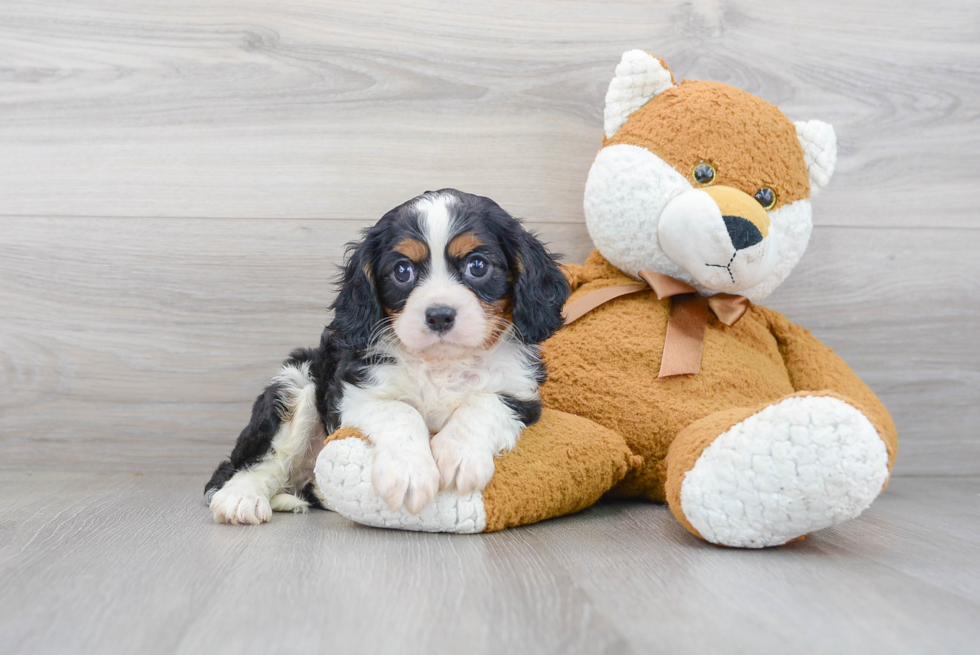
425;305;456;333
723;215;764;251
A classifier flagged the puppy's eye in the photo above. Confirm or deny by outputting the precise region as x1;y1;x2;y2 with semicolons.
693;162;715;186
392;261;415;285
754;187;776;210
464;255;490;279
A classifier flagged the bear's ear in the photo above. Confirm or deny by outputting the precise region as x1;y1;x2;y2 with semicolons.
795;120;837;193
603;50;676;139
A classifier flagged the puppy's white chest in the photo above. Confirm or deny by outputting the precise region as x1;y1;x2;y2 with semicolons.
396;358;490;431
354;339;537;434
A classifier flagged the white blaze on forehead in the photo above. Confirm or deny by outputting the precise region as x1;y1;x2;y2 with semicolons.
417;192;457;281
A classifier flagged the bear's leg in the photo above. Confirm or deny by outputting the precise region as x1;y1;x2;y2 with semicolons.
665;391;891;548
314;409;637;533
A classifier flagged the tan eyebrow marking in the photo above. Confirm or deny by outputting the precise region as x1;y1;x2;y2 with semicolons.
447;232;484;258
393;237;429;262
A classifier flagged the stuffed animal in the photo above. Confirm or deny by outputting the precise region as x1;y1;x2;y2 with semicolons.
314;50;897;547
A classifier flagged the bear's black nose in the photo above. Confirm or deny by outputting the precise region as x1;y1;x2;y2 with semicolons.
425;305;456;333
723;215;764;250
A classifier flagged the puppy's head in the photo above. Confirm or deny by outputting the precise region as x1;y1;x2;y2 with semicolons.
330;189;569;357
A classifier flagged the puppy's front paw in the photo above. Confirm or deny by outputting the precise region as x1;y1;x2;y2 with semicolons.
372;446;440;514
209;486;273;525
430;429;495;495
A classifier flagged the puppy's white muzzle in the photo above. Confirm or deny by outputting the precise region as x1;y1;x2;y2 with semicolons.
394;280;490;356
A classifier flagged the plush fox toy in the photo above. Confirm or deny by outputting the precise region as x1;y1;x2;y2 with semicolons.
315;51;898;548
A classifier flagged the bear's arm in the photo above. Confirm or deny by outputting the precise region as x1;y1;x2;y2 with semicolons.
753;305;898;468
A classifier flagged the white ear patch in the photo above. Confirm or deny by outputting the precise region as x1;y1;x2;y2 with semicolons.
604;50;675;139
795;120;837;192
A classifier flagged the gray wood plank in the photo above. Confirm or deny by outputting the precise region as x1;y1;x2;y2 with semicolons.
0;473;977;654
0;0;976;226
528;477;980;654
2;217;978;474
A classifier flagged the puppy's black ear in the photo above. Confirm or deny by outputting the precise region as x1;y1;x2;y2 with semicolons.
330;237;383;350
511;229;570;344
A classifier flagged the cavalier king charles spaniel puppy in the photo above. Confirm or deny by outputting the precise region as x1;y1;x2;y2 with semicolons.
206;189;570;524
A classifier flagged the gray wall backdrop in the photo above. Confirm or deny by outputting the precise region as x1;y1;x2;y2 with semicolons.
1;0;977;475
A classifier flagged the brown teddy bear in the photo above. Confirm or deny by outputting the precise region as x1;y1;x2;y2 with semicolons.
315;51;898;548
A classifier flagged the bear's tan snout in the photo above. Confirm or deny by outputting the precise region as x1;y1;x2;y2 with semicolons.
702;185;770;250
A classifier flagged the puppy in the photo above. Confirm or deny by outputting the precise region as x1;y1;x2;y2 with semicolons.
205;189;570;524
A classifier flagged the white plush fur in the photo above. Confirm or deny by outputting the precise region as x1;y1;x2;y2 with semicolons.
795;120;838;193
745;199;813;300
584;144;692;283
679;396;890;548
209;362;326;525
604;49;675;138
658;188;777;292
315;437;488;533
584;144;814;303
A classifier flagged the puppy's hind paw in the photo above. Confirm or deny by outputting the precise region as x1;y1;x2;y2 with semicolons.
270;493;311;514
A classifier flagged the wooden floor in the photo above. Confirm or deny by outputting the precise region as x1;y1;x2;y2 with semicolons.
0;473;977;655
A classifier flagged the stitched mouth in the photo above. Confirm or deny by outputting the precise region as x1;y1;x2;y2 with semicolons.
705;252;737;284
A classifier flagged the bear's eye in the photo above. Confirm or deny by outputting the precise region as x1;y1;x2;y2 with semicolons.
754;187;776;210
692;162;715;186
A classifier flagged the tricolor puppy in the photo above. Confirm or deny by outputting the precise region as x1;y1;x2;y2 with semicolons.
205;189;570;524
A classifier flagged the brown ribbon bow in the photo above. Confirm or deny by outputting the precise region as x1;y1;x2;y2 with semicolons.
561;270;752;377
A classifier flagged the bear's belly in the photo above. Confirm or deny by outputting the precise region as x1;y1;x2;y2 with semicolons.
540;296;794;501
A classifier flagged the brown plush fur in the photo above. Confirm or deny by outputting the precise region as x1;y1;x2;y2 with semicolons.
604;80;811;208
481;408;639;532
539;251;898;514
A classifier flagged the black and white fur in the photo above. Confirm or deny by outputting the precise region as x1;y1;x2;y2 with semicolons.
206;189;570;524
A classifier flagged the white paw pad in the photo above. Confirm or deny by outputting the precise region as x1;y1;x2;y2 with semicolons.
680;396;889;548
314;438;487;534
